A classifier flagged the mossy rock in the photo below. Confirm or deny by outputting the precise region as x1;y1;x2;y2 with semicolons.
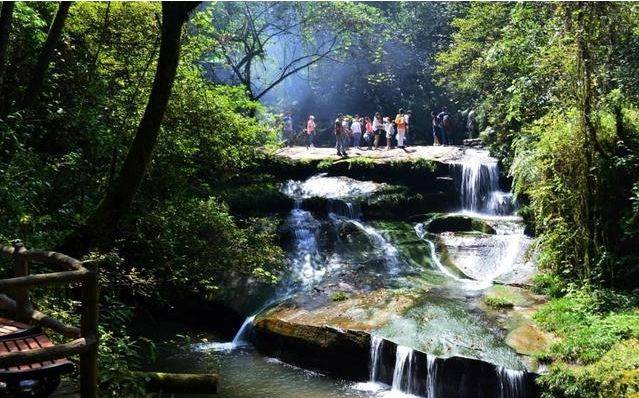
425;214;496;234
257;154;321;180
218;183;294;215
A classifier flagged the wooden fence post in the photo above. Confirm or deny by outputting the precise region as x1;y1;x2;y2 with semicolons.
12;241;32;322
80;261;99;398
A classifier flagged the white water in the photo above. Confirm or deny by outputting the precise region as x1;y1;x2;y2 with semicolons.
347;218;402;275
370;335;384;381
458;150;515;216
286;204;325;290
281;174;380;200
231;315;255;346
426;355;438;398
391;345;414;394
197;315;255;352
498;367;526;398
414;223;461;280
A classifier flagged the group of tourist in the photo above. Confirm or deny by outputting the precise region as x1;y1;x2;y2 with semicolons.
283;107;455;155
431;107;453;146
329;110;412;156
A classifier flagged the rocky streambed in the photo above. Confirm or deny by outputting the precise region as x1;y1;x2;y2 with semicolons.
163;147;550;397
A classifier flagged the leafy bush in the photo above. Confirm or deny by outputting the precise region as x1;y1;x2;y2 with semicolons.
532;273;566;298
534;288;639;398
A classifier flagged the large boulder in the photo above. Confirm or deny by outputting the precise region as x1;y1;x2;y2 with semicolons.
425;214;496;234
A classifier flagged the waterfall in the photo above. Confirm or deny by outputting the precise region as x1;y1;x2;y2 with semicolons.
498;367;526;398
231;315;256;347
285;201;324;291
414;223;461;280
369;335;383;382
328;199;361;219
197;314;256;351
347;219;401;274
426;355;438;398
458;151;517;216
391;345;415;394
460;159;501;214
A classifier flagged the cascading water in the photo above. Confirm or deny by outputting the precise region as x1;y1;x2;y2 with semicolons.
498;367;526;398
370;335;384;382
345;218;402;275
426;355;438;398
457;150;514;216
391;345;415;394
285;201;324;291
231;315;255;347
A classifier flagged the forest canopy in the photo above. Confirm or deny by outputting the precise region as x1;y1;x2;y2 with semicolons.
0;2;638;397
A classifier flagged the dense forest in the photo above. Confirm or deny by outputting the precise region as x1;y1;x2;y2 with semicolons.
0;2;638;398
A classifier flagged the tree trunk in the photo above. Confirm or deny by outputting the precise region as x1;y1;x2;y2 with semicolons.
60;2;199;255
0;1;15;112
131;372;218;394
0;1;15;83
22;1;72;109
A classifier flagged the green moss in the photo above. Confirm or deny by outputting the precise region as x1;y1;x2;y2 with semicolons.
538;340;639;398
330;291;350;302
425;214;496;234
533;288;639;398
317;158;335;170
484;295;515;309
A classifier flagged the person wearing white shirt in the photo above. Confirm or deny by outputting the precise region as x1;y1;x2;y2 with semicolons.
351;115;363;148
384;117;394;150
372;112;384;150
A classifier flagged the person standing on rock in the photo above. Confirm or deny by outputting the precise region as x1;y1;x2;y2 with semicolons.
384;116;394;150
351;114;363;149
437;107;451;145
404;110;412;146
335;114;347;157
341;116;352;153
373;112;384;150
395;108;407;149
283;111;294;147
431;111;440;145
364;116;374;150
306;115;316;149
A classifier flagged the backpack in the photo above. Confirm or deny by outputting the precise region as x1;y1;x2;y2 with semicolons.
395;114;406;127
442;114;451;129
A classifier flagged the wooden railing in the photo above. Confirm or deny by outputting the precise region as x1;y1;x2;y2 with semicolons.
0;241;99;397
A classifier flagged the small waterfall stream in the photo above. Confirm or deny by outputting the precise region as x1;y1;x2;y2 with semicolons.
498;367;526;398
391;345;415;394
458;150;515;216
426;355;438;398
231;315;255;347
370;335;383;382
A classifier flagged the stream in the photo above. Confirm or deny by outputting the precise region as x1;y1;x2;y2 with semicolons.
143;149;536;397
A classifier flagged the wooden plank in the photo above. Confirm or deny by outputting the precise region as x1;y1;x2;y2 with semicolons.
0;269;90;291
23;250;84;271
0;336;93;368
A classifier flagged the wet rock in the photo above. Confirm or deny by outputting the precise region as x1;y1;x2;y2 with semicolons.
506;324;551;357
425;214;496;234
253;312;371;379
462;138;484;148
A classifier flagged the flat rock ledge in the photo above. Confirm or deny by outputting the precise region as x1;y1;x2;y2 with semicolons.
253;313;541;398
